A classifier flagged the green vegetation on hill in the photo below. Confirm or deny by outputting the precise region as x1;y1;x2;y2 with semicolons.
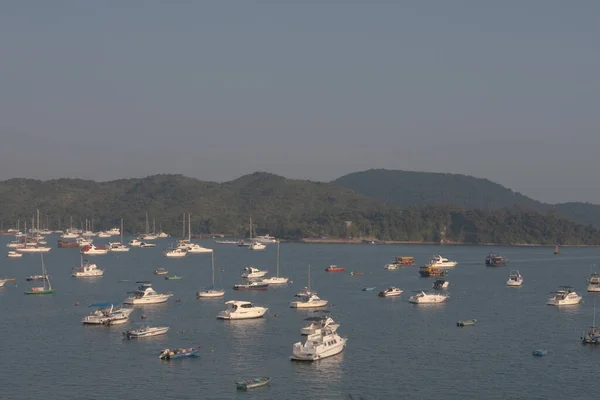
1;172;599;245
332;169;548;211
553;202;600;229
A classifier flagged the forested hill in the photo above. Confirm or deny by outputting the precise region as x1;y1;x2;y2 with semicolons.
332;169;600;228
332;169;548;211
1;172;600;245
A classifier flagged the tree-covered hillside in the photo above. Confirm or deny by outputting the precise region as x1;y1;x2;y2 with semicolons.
1;172;599;245
332;169;548;211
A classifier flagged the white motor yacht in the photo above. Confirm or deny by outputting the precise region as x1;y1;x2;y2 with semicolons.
81;230;96;237
378;287;403;297
123;283;173;305
253;234;279;244
106;228;121;236
129;239;142;247
249;241;266;251
433;278;449;290
587;272;600;292
8;251;22;258
123;325;169;339
186;243;213;254
291;325;347;361
547;287;582;306
108;242;130;252
140;234;158;240
76;237;93;247
80;244;109;255
157;232;169;238
290;293;328;308
507;270;524;286
81;303;134;325
301;315;339;335
409;291;449;304
164;248;187;258
242;266;268;279
97;232;111;238
72;257;104;277
429;255;458;268
60;231;80;239
216;300;268;320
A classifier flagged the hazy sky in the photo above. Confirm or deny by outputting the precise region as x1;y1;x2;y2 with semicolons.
1;1;599;203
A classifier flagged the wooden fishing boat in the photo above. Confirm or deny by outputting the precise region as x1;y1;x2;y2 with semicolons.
159;346;201;360
457;319;477;327
325;265;345;272
57;240;79;248
419;265;446;277
236;376;270;390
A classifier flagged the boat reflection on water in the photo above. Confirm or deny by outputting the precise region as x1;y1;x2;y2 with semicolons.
224;318;267;341
291;352;344;383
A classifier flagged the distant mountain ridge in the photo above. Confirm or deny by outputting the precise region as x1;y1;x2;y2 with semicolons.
1;170;600;244
332;169;600;227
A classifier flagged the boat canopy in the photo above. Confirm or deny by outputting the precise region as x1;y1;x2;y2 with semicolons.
304;316;327;321
89;302;119;308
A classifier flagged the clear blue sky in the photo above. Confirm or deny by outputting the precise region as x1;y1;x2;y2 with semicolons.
1;1;598;203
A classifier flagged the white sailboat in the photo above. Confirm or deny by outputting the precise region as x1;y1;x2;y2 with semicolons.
260;241;289;284
24;253;55;295
109;218;129;252
290;266;328;308
196;252;225;298
185;214;212;254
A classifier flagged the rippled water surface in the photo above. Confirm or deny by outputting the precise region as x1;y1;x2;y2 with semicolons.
1;237;599;399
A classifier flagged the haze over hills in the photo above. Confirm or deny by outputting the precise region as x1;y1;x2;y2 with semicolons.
332;169;600;228
1;171;600;245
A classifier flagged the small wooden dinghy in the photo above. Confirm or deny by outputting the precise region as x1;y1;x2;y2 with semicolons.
457;319;477;327
532;349;548;356
236;376;270;390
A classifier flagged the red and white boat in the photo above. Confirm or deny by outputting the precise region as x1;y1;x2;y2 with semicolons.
325;265;345;272
80;244;109;255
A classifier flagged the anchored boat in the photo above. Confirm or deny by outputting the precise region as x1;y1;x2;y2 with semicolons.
236;376;270;390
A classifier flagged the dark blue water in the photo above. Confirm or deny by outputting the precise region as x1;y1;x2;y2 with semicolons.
1;237;598;399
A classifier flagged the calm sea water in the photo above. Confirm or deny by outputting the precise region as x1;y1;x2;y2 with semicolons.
0;237;598;399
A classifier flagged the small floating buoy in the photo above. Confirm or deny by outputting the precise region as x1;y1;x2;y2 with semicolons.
73;302;79;306
273;313;279;317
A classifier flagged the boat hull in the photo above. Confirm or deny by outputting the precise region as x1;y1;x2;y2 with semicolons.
291;340;346;361
236;377;270;390
546;298;582;306
290;300;328;308
217;309;267;320
125;327;169;338
196;290;225;298
24;290;55;295
123;297;171;305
